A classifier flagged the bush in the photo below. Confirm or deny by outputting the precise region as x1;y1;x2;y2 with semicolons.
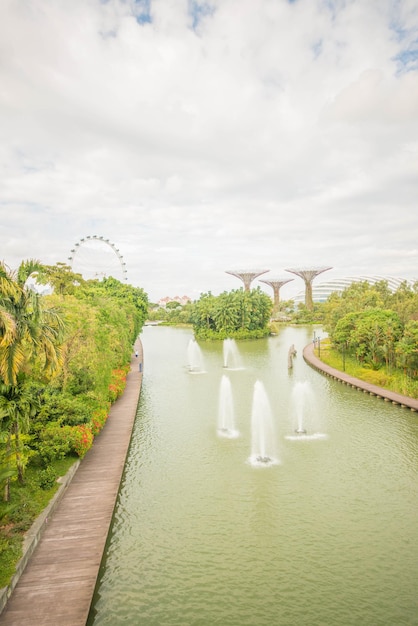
33;423;72;465
194;327;271;341
90;407;109;436
108;366;129;402
38;466;58;490
69;425;94;458
35;391;92;427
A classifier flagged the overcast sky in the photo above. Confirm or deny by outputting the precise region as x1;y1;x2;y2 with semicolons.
1;0;417;302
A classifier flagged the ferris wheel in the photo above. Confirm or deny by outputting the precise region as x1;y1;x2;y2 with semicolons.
68;235;128;283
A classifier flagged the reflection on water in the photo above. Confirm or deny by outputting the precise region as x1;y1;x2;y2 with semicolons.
88;326;418;626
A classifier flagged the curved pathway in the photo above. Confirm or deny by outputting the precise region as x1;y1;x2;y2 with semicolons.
303;341;418;412
0;340;144;626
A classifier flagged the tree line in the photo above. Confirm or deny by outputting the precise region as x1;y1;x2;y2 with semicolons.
0;260;148;502
148;288;273;340
320;279;418;395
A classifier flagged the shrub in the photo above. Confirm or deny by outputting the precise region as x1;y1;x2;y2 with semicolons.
108;367;129;402
38;466;58;490
34;423;72;465
90;407;109;436
69;425;94;458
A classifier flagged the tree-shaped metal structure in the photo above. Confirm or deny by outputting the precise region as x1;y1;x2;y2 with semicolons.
285;267;332;310
259;277;294;315
225;269;269;291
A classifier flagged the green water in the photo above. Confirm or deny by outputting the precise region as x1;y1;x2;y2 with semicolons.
87;325;418;626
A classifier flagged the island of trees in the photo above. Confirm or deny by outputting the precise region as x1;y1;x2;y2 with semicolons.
149;277;418;397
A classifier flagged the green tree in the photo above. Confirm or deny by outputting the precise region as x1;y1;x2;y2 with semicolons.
340;309;402;369
213;292;240;333
191;292;217;334
0;381;38;496
35;262;85;296
0;260;64;386
389;281;418;325
192;288;272;339
0;261;64;497
396;320;418;376
322;281;391;335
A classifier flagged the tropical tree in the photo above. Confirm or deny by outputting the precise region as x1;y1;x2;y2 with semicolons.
35;262;85;296
323;280;388;337
332;312;361;352
191;292;217;333
350;309;402;369
213;292;240;333
0;260;64;386
0;261;64;497
192;288;272;339
396;320;418;377
389;280;418;325
0;381;38;496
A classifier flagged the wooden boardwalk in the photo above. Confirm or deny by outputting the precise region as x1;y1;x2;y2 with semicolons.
303;342;418;412
0;341;144;626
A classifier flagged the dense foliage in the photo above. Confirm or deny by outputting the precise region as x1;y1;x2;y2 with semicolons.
191;288;273;340
147;300;194;325
0;260;148;503
321;279;418;393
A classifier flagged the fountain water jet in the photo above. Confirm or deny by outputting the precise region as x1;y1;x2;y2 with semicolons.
187;339;205;374
223;338;244;370
217;375;239;438
286;380;328;441
249;381;279;467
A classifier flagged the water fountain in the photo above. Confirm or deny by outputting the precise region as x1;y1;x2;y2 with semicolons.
187;338;205;373
217;375;239;438
223;338;244;370
294;380;308;434
249;380;279;466
89;326;418;626
286;380;327;441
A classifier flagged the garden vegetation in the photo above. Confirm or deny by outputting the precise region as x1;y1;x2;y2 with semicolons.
319;279;418;398
0;260;147;587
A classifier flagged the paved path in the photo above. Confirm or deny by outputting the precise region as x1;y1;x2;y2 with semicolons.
0;341;144;626
303;342;418;412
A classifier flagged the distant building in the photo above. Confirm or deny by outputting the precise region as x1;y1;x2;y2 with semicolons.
158;295;191;308
292;275;415;305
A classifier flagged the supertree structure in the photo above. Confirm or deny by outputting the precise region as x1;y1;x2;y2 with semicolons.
285;267;332;310
259;277;294;315
225;269;269;291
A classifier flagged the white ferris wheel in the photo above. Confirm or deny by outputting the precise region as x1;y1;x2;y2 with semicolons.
68;235;128;283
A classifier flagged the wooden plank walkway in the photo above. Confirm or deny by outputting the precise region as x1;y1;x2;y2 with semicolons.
303;342;418;412
0;341;144;626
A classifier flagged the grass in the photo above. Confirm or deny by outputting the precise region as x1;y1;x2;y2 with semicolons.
0;455;77;589
316;339;418;399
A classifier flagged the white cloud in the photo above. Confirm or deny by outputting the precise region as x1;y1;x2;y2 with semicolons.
0;0;417;302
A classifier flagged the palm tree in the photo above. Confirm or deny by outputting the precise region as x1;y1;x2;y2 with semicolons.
213;292;240;333
0;381;38;497
0;260;64;385
0;260;65;498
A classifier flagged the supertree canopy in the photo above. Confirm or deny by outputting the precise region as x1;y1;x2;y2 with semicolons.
225;269;269;291
259;277;294;314
285;267;332;310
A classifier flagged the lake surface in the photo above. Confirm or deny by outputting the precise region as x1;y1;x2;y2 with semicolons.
87;325;418;626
